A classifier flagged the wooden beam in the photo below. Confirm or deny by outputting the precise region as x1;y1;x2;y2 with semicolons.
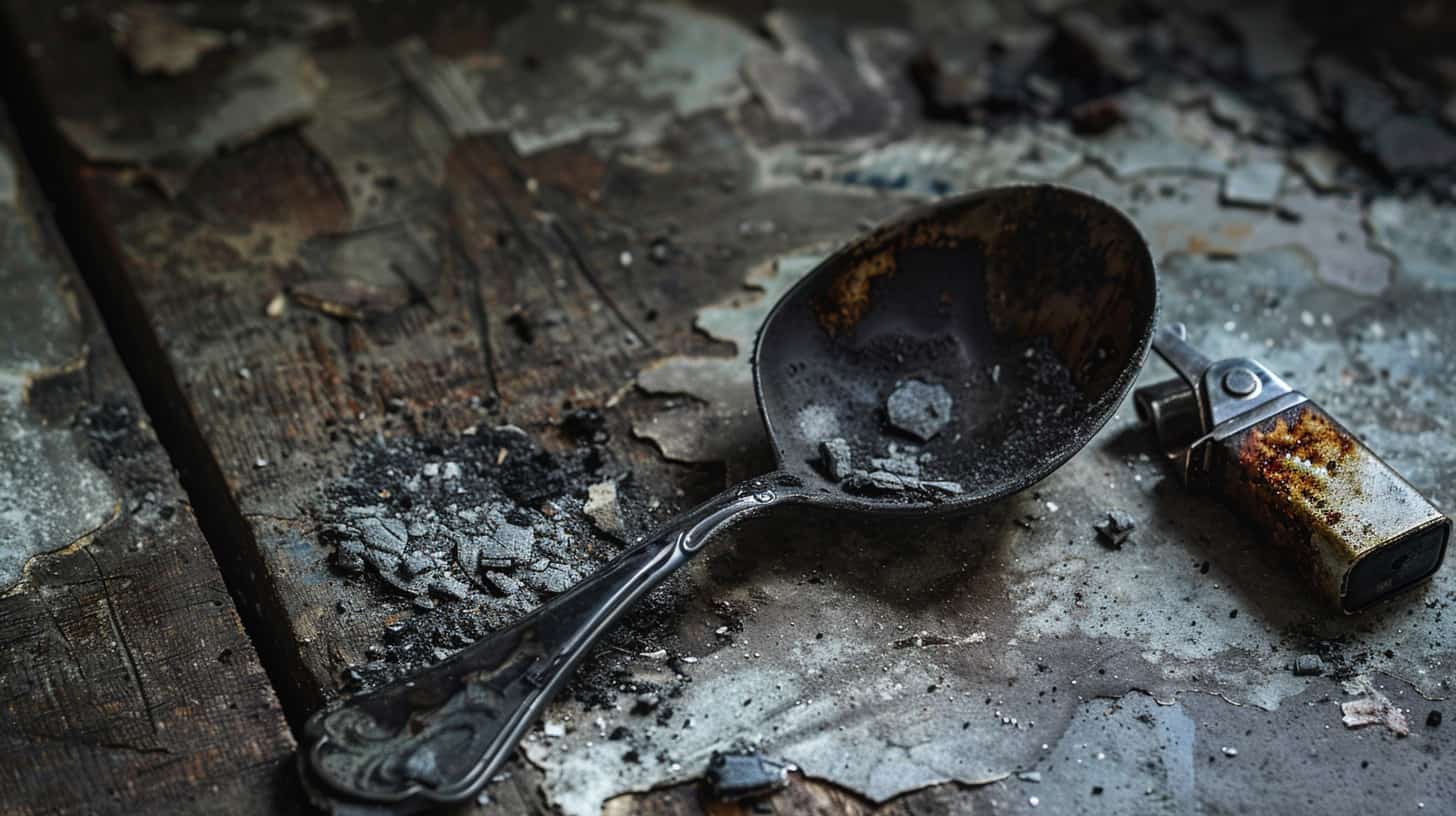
0;109;295;816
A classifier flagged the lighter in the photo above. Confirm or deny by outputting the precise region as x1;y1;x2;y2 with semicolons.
1136;324;1450;612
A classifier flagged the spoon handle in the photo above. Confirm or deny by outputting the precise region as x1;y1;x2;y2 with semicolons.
299;474;803;812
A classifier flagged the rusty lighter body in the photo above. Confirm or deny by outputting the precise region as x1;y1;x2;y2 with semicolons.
1136;325;1450;612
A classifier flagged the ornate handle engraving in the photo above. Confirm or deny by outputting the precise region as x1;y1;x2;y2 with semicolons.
299;475;803;812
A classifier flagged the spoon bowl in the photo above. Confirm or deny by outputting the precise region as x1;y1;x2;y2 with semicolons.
758;184;1157;511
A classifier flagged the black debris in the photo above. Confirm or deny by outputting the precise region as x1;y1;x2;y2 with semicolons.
1293;654;1325;676
632;692;661;715
562;406;609;444
1094;510;1137;549
819;437;854;481
704;750;795;801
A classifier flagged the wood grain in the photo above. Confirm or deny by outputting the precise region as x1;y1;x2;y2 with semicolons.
0;3;936;813
0;110;296;816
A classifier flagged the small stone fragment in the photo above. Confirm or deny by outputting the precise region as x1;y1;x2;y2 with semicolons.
398;552;434;579
522;563;579;595
483;514;535;567
358;515;408;555
705;750;795;801
886;379;953;441
455;535;481;574
869;449;921;477
1293;654;1324;676
543;721;566;739
584;480;625;538
1221;161;1285;208
843;470;914;494
819;438;854;481
1221;746;1238;758
921;480;964;495
1290;145;1345;192
333;538;366;574
1018;771;1042;783
429;574;470;601
483;570;524;596
1094;510;1136;549
632;692;661;714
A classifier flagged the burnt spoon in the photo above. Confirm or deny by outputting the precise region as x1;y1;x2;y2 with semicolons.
299;184;1158;812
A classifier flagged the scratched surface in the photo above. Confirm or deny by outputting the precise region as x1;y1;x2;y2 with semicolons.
0;112;295;814
2;1;1454;814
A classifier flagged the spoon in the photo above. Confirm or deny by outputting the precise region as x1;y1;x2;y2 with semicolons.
299;184;1159;811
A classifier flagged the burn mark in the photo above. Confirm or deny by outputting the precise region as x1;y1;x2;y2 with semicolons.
813;249;895;336
805;189;1154;405
1240;407;1359;505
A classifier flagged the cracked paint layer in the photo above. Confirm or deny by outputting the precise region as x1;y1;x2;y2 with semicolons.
111;2;226;77
393;3;771;156
633;254;822;465
0;157;119;591
540;162;1452;816
59;45;326;192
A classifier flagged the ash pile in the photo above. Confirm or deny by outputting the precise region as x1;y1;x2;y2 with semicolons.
320;414;641;690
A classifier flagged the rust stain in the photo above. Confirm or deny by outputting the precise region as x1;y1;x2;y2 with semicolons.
813;248;896;335
1233;406;1362;596
1239;407;1357;502
807;191;1152;403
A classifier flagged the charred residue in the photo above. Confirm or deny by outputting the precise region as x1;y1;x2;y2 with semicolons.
319;422;678;694
1238;406;1358;524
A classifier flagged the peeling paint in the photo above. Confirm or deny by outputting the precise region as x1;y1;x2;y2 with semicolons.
1078;91;1234;179
1368;197;1456;291
111;2;226;77
0;186;119;591
633;254;822;465
393;3;770;156
1060;167;1393;296
756;124;1083;197
59;45;326;186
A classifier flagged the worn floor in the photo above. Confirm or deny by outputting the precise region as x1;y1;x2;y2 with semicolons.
1;1;1453;814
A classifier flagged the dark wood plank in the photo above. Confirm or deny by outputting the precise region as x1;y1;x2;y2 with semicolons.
0;110;296;815
0;3;974;814
0;0;760;710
